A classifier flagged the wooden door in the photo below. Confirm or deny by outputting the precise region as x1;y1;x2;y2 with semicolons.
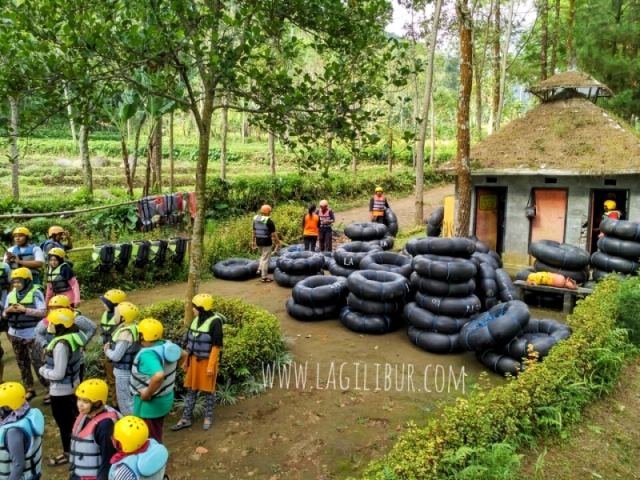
475;188;499;251
530;189;568;264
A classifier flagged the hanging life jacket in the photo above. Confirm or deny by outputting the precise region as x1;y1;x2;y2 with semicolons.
114;243;133;274
253;215;271;239
91;244;115;273
168;237;188;264
47;263;72;294
108;439;168;480
8;245;41;280
131;240;151;268
6;288;41;330
129;341;182;399
186;314;224;359
0;263;10;292
371;195;387;216
109;324;141;371
0;408;45;480
69;406;121;479
149;240;169;267
45;332;87;384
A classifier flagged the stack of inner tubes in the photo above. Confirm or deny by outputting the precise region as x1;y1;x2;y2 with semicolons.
527;240;591;285
460;300;531;375
213;258;259;281
384;209;399;237
286;276;348;321
426;206;444;237
592;218;640;280
502;318;572;361
274;251;324;288
340;270;409;334
344;222;388;242
359;252;413;278
329;241;383;277
404;243;480;354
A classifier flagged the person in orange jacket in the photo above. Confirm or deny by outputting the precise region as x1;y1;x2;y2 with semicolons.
302;204;320;251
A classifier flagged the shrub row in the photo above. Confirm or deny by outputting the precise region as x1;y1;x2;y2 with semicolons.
359;277;635;478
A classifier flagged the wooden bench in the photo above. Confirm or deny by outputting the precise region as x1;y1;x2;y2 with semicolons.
513;280;593;313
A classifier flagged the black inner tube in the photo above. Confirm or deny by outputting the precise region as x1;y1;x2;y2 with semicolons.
414;292;481;317
326;258;359;277
359;252;412;278
403;303;470;334
213;258;259;280
410;272;476;297
347;270;410;301
405;237;475;257
407;326;463;354
340;306;401;334
278;251;326;274
459;300;530;352
412;255;477;282
600;218;640;242
286;298;342;321
292;275;349;307
529;240;590;270
344;223;388;241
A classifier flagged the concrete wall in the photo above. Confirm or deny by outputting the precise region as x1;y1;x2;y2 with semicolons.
456;174;640;272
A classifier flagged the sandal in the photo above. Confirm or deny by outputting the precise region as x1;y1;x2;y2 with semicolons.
171;420;192;431
43;395;51;406
203;419;213;430
48;454;69;467
25;390;37;401
261;278;274;283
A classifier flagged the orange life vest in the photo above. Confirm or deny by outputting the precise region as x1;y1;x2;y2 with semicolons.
372;195;386;216
303;213;319;236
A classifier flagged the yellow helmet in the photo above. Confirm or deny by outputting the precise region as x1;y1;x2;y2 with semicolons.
138;318;163;342
118;302;140;324
192;293;214;311
10;268;32;281
76;379;108;404
260;204;272;215
48;247;66;260
113;416;149;453
103;289;127;305
48;308;75;328
375;186;383;193
604;200;617;210
12;227;31;237
48;226;65;237
0;382;26;411
48;295;72;309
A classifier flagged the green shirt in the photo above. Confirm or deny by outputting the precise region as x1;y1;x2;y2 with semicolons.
132;341;175;419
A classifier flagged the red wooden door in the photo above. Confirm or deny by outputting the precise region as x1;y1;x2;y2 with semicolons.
475;188;499;252
530;189;567;264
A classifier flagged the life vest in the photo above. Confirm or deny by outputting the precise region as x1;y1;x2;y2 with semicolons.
114;243;133;274
40;239;65;254
8;245;41;279
0;408;44;480
101;311;119;345
186;315;223;359
317;208;334;229
47;263;72;294
149;240;168;267
69;406;121;479
303;214;319;237
604;210;623;220
129;341;182;399
0;263;10;291
108;439;168;480
168;237;188;264
371;195;386;216
45;332;87;384
6;288;40;330
109;324;141;371
91;244;115;273
253;215;271;239
132;241;151;268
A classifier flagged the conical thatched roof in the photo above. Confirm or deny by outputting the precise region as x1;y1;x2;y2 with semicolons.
439;96;640;175
527;71;613;100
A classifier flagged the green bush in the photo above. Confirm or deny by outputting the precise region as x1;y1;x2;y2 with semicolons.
359;278;636;479
614;276;640;345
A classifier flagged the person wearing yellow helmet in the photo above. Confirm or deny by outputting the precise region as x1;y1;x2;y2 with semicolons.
2;268;48;403
172;294;224;432
130;318;187;443
603;199;622;220
100;289;128;410
370;187;390;223
251;204;282;283
39;308;88;468
103;302;140;416
4;228;44;285
0;382;45;480
45;247;80;309
41;225;73;257
110;416;169;480
69;379;120;480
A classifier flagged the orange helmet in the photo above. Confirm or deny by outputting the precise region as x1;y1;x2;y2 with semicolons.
260;205;272;215
48;226;65;237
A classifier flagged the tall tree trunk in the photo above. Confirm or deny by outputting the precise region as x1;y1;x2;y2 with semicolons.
169;111;174;192
9;96;19;202
151;116;162;193
539;0;549;80
492;0;501;133
144;132;152;197
184;94;215;324
79;123;93;195
325;134;334;176
241;99;246;144
413;77;419;168
567;0;576;66
387;130;393;173
475;0;494;140
352;147;357;175
496;0;515;131
131;113;146;182
220;93;229;180
268;131;276;174
550;0;560;74
414;0;444;226
430;93;436;166
455;0;474;237
63;84;77;142
120;136;134;197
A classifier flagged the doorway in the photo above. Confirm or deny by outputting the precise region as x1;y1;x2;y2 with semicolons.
474;187;507;254
588;189;630;253
529;189;568;265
